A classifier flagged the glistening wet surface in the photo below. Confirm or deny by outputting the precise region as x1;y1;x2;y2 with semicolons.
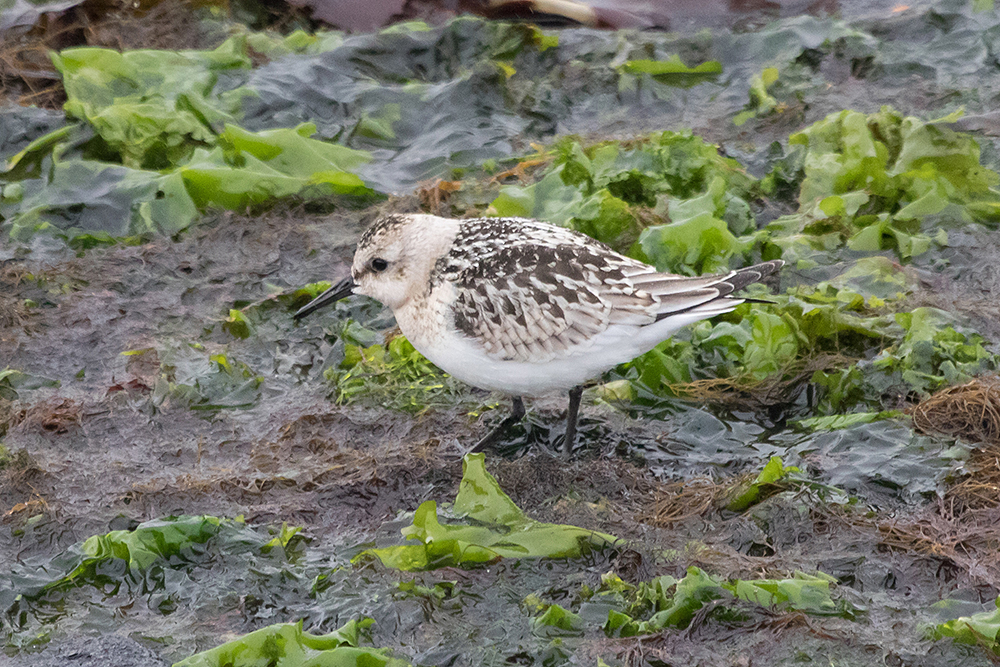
5;1;1000;665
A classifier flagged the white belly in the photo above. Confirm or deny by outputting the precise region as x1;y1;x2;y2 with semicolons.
400;309;719;397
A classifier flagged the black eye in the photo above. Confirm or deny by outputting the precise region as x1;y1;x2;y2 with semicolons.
371;258;388;272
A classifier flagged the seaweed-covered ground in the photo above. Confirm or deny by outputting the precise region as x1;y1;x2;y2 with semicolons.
6;0;1000;665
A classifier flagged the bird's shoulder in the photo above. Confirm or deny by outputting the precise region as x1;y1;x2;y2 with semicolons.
431;217;644;284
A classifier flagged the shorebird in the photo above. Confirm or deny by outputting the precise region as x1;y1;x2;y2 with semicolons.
295;214;782;455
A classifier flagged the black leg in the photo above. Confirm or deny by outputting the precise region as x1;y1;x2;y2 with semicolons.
470;396;525;453
563;385;583;457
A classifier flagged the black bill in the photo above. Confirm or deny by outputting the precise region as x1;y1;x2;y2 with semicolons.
293;276;356;319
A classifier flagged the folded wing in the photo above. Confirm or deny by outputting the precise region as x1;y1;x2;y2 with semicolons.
448;226;782;363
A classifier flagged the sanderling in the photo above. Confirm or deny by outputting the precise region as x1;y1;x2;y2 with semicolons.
296;213;783;455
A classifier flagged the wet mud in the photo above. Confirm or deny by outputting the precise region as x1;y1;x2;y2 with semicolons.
0;199;997;665
5;1;1000;664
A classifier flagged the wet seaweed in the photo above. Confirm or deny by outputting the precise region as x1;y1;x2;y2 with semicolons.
7;4;1000;665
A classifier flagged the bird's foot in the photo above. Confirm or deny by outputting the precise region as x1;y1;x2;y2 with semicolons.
468;396;526;454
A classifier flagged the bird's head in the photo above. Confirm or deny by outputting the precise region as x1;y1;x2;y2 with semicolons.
351;213;460;310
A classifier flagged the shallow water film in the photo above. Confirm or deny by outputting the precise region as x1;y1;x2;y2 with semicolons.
5;0;1000;665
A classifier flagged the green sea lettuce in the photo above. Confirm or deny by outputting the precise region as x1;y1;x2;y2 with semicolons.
173;619;411;667
357;454;617;570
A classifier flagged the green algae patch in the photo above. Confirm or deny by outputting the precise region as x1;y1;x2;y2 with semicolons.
726;571;843;614
623;277;883;399
0;120;373;246
764;107;1000;265
600;568;849;637
733;67;780;126
489;132;756;270
179;123;374;210
624;255;998;416
561;568;854;638
53;31;351;171
51;38;252;170
149;344;264;412
726;456;800;512
327;335;467;413
600;568;729;636
357;454;617;571
714;455;851;512
793;411;902;431
57;516;223;590
2;514;315;653
873;308;997;396
1;37;376;247
930;597;1000;653
620;56;723;88
531;603;585;637
1;139;200;247
2;516;307;601
0;369;59;401
173;619;410;667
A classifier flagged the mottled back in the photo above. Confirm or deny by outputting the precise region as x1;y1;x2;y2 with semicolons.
430;218;658;362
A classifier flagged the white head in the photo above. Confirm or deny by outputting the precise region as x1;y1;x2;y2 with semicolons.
350;214;461;311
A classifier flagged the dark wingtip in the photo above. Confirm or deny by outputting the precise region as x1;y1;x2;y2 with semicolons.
652;260;784;322
723;259;784;293
293;277;356;320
